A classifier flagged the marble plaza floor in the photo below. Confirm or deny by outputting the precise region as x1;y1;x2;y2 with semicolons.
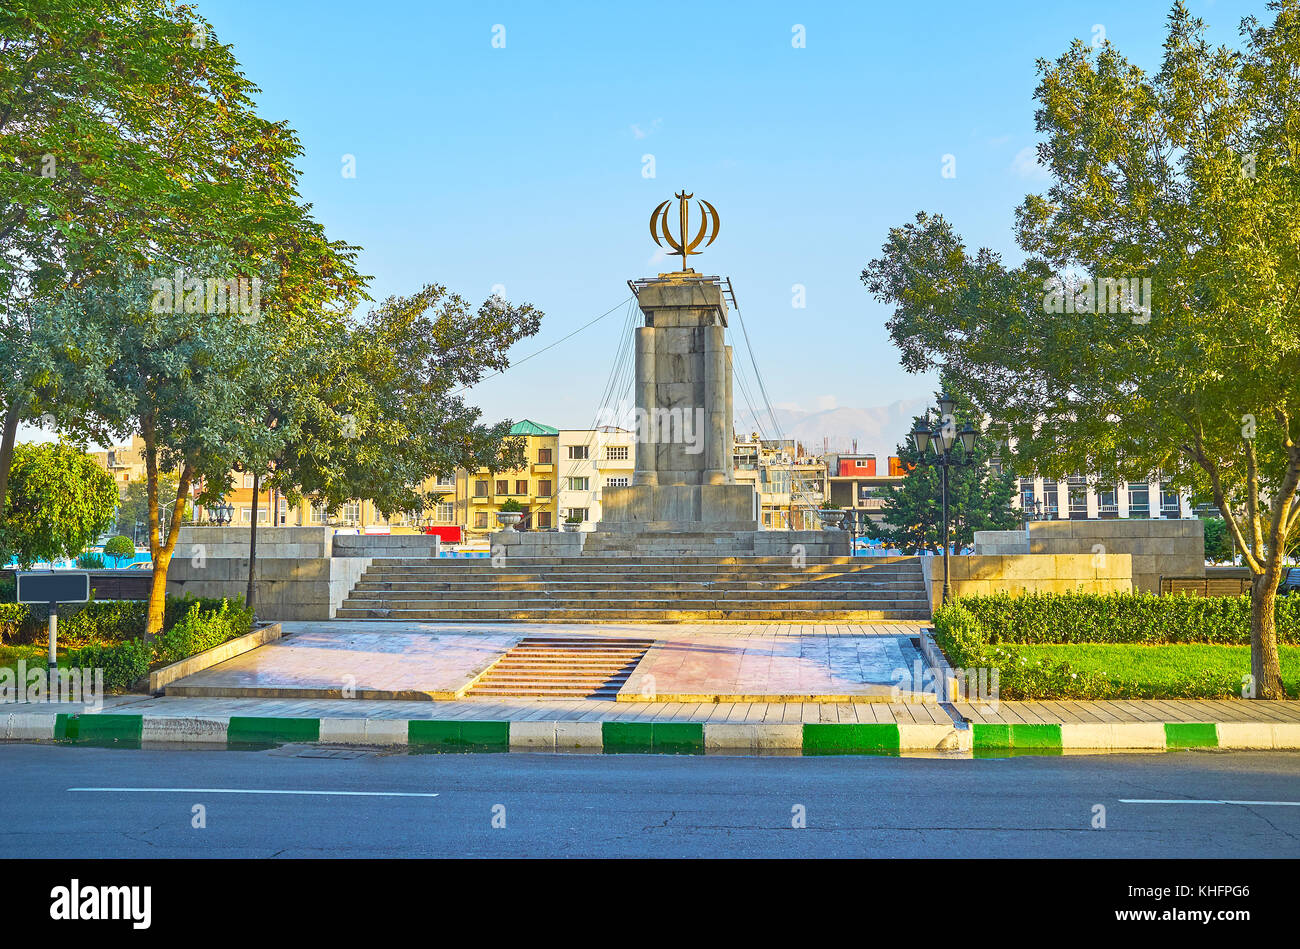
162;620;931;703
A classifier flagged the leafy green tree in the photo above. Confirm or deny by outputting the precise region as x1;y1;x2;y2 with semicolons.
868;385;1018;553
0;0;362;555
0;442;117;568
862;1;1300;697
44;253;291;634
266;284;543;520
103;535;136;567
115;473;184;541
1201;517;1234;565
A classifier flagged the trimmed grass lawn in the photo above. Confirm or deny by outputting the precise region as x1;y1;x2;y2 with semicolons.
1014;643;1300;698
0;644;69;675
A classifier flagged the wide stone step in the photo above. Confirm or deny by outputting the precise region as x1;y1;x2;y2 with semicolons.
367;555;919;566
465;636;652;699
356;572;925;587
342;594;930;609
335;607;931;621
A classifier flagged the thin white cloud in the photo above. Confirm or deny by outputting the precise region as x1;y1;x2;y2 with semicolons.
631;118;663;140
1012;145;1049;180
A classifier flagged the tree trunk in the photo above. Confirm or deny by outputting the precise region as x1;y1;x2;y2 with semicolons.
0;400;22;528
142;415;192;637
246;472;259;615
1250;567;1287;699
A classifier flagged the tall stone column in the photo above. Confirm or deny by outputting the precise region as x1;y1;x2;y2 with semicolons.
724;344;734;484
633;326;658;486
703;323;727;485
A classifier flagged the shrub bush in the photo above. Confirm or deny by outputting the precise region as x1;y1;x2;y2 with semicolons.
68;638;152;692
933;594;1300;699
59;600;148;646
0;603;28;644
152;598;254;666
952;591;1300;646
103;535;136;566
75;552;105;569
934;601;1123;700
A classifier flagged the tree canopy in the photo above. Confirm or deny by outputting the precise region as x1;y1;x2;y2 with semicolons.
862;0;1300;697
1;441;117;568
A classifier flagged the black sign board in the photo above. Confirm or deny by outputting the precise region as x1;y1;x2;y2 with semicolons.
16;571;90;604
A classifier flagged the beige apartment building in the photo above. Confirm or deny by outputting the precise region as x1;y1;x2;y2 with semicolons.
733;434;827;530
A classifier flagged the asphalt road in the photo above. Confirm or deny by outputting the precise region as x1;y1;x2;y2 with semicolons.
3;743;1299;858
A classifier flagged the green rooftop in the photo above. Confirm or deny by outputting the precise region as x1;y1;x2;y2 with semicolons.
509;419;558;436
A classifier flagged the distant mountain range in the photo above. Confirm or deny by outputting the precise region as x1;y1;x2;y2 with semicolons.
735;398;929;460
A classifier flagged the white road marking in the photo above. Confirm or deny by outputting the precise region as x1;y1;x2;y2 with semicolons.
69;787;439;798
1120;799;1300;806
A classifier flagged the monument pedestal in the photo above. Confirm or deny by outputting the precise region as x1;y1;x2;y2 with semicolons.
597;483;757;533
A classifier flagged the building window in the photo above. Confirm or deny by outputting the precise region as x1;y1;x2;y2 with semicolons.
1068;487;1088;519
240;507;251;524
475;480;489;498
257;508;269;525
537;479;552;497
1126;483;1149;518
606;477;629;488
537;512;552;529
1019;478;1035;511
278;498;288;524
341;502;360;526
1042;483;1059;518
495;479;509;496
567;477;589;491
436;502;454;523
567;445;589;460
569;507;588;522
435;474;454;486
537;448;553;464
243;474;255;489
513;479;527;495
474;512;488;529
311;502;329;525
605;445;628;461
1097;487;1118;517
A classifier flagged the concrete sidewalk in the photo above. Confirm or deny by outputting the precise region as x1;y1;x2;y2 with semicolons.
162;620;933;704
6;693;1300;754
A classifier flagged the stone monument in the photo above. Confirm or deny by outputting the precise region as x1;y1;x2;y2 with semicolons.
493;192;847;557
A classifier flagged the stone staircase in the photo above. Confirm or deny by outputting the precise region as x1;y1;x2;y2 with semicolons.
335;556;931;622
467;637;653;698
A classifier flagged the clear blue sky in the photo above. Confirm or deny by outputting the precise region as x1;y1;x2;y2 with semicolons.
43;0;1266;446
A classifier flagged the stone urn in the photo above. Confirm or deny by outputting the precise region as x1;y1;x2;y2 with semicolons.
818;509;845;531
496;511;523;531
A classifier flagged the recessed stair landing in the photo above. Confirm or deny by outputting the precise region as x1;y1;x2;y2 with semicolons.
467;637;655;699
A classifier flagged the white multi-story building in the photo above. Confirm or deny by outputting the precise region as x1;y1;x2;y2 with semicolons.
1013;474;1193;520
556;427;636;530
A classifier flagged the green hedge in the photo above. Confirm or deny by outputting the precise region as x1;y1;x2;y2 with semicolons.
0;594;242;645
152;598;254;666
67;639;152;692
933;594;1300;700
952;591;1300;646
0;603;25;643
935;601;1130;699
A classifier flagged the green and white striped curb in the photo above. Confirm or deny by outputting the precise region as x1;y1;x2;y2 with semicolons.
7;712;1300;753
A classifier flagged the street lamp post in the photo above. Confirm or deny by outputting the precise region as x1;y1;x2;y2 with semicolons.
910;394;979;606
211;502;234;527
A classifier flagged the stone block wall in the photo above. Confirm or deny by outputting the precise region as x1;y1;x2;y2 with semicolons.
1026;519;1204;593
165;526;371;621
925;553;1133;611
